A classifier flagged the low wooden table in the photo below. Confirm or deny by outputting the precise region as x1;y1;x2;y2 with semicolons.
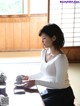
6;86;45;106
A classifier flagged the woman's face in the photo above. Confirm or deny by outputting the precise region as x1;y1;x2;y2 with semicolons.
41;34;54;48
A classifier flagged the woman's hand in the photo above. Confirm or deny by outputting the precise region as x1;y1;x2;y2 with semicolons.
24;80;35;88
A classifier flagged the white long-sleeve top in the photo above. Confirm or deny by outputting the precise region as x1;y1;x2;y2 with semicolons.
29;49;70;89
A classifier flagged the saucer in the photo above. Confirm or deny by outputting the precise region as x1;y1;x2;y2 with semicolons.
14;82;27;87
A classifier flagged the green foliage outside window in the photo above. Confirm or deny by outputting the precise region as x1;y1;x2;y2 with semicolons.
0;0;22;15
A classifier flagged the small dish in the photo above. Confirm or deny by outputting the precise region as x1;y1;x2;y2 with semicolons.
14;82;27;87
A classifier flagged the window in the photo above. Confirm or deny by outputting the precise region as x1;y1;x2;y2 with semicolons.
0;0;28;15
0;0;48;16
49;0;80;47
30;0;48;14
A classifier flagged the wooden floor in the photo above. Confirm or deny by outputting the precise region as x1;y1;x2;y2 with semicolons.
0;51;80;106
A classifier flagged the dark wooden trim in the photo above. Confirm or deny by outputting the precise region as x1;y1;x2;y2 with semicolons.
48;0;50;23
61;46;80;63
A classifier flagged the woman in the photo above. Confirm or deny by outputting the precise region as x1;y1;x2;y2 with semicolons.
23;23;75;106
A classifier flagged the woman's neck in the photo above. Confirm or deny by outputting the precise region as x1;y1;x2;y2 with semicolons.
47;47;60;56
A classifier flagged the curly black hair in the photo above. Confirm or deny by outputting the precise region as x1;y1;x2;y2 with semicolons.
39;23;65;49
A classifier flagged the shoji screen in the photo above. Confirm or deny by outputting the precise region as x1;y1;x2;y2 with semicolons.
49;0;80;47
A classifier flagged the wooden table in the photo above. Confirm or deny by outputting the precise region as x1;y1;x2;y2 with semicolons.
6;86;45;106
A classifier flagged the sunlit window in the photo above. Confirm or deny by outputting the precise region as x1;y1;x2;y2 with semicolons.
0;0;48;15
0;0;28;15
49;0;80;47
30;0;48;14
